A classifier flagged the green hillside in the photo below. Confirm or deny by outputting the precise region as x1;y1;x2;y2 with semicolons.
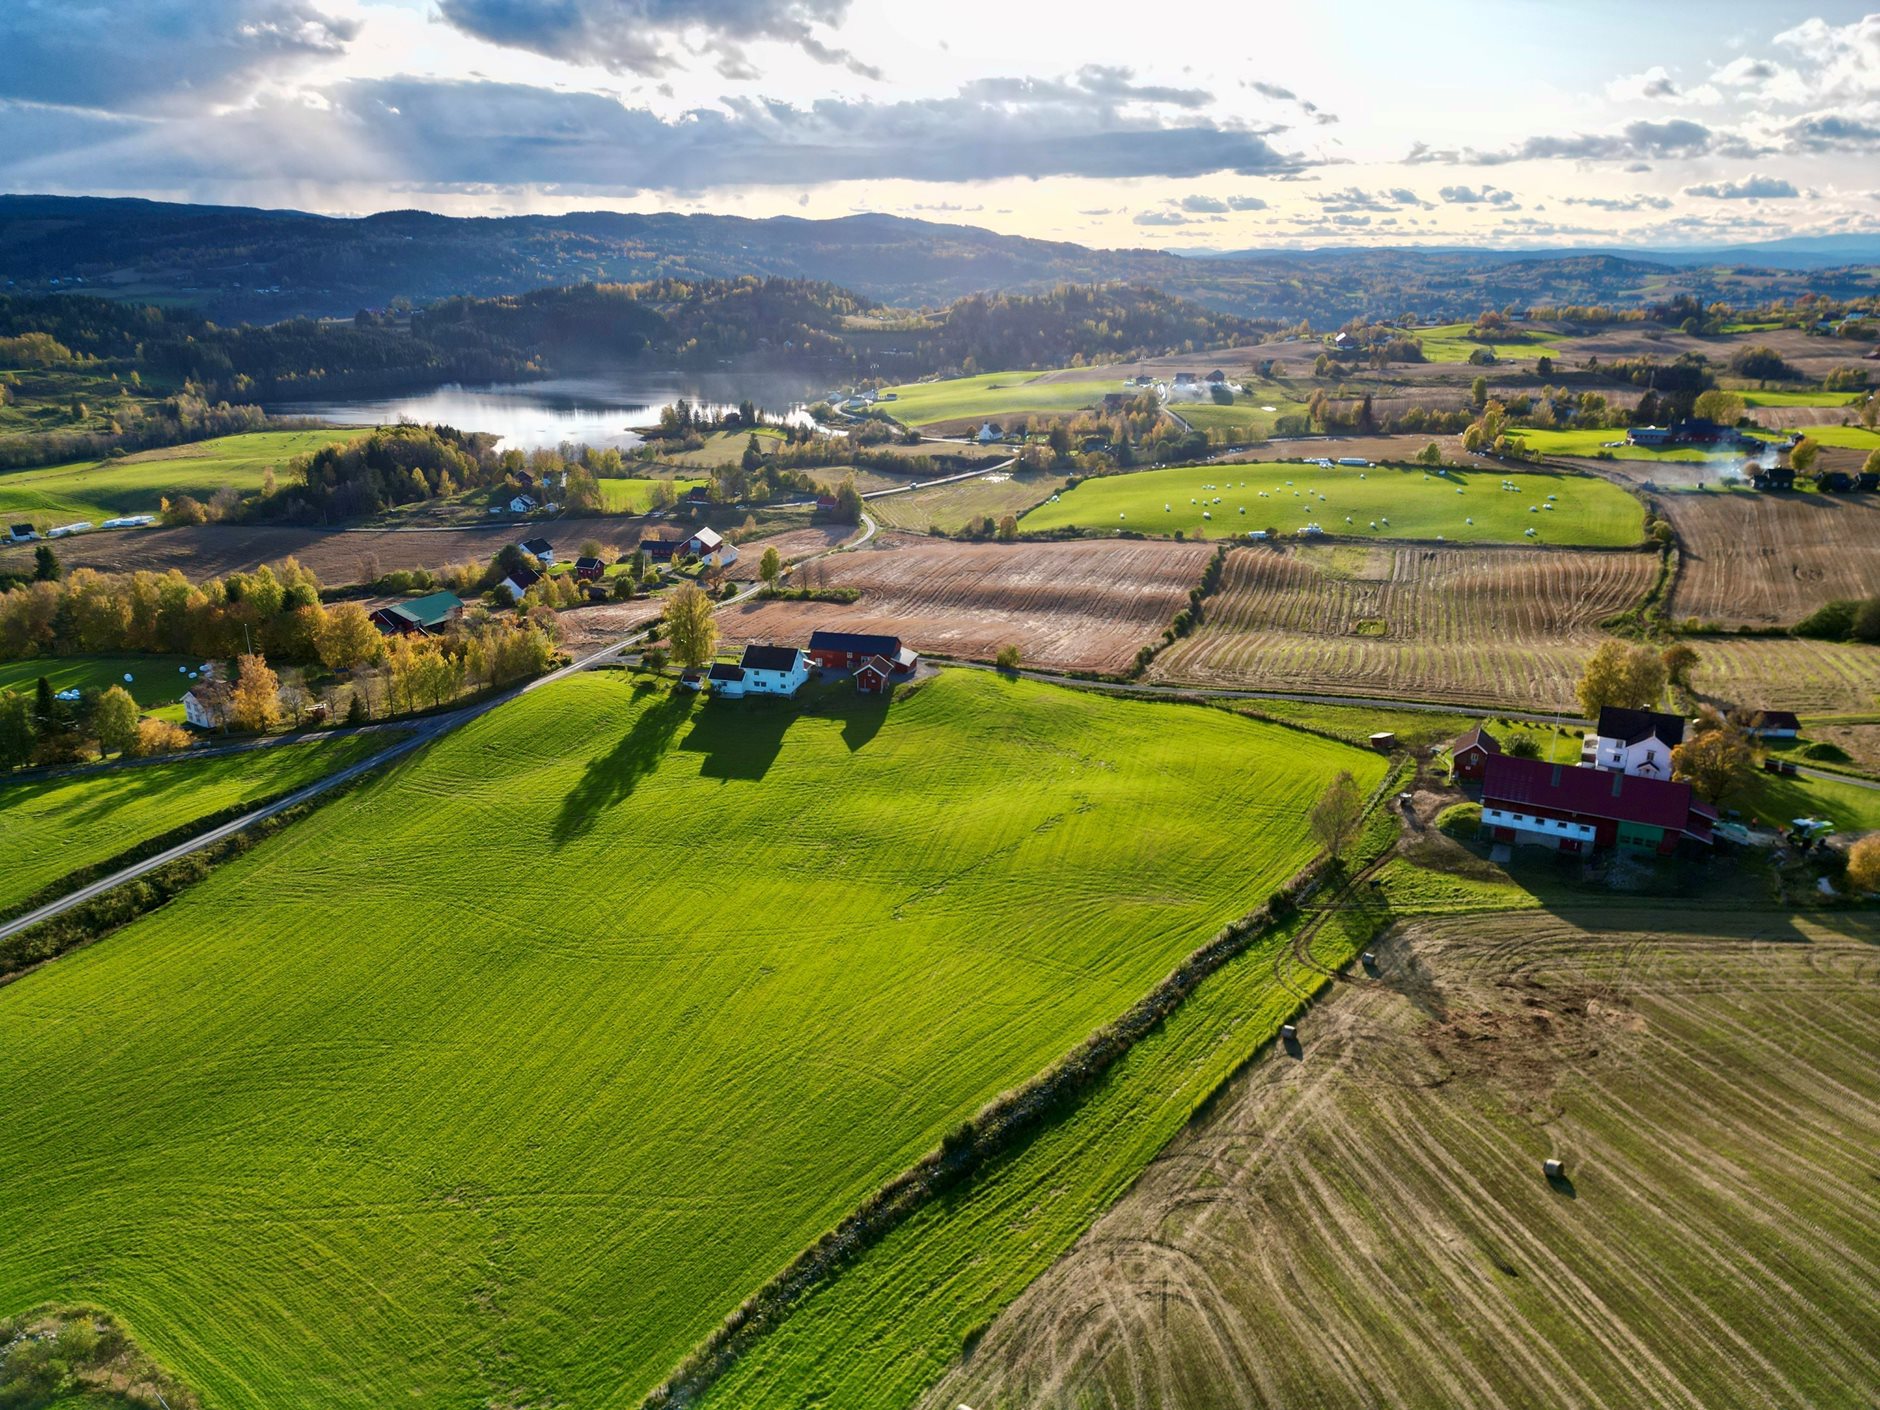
0;669;1382;1409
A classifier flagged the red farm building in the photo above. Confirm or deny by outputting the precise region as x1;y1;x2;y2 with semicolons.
1481;754;1715;857
807;630;918;676
1449;723;1501;781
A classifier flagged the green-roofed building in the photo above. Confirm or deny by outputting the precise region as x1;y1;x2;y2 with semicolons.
369;590;465;637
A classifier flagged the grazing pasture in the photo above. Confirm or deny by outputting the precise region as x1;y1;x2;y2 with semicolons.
1662;488;1880;627
866;468;1066;533
0;733;390;917
1739;388;1865;408
0;429;364;526
1506;426;1777;462
919;907;1880;1410
1169;389;1310;440
879;369;1112;429
1152;543;1656;710
1411;321;1566;364
0;670;1383;1410
0;653;204;715
1020;463;1644;547
720;533;1211;673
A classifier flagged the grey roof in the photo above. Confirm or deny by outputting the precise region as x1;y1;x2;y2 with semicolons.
1595;706;1685;748
809;629;902;657
740;644;803;673
520;538;553;555
708;662;745;682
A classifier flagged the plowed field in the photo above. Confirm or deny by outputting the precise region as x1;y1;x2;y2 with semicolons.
920;907;1880;1410
1153;543;1657;709
1662;489;1880;628
716;534;1211;673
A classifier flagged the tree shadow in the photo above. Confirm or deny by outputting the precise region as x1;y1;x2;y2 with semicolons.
678;697;796;782
550;688;694;845
841;691;890;753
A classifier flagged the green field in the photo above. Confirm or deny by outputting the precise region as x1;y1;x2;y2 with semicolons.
1412;322;1565;364
880;369;1112;428
1505;426;1786;462
1021;463;1644;546
1172;390;1309;439
0;653;206;721
867;468;1066;532
1739;389;1865;408
0;669;1382;1408
0;733;389;917
0;429;364;527
595;475;710;512
1787;423;1880;451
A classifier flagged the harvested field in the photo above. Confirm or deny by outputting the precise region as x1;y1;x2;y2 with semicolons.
920;907;1880;1410
715;533;1211;673
1685;637;1880;715
866;469;1065;533
723;524;854;577
552;600;665;651
0;516;656;585
1153;543;1657;709
1663;489;1880;627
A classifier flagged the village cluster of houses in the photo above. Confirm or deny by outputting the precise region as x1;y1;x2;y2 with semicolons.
686;630;920;699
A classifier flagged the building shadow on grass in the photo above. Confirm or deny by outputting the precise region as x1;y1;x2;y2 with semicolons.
841;691;889;753
679;698;796;782
550;687;694;845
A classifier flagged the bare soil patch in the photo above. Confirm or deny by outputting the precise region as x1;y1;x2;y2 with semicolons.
1662;490;1880;628
714;533;1211;673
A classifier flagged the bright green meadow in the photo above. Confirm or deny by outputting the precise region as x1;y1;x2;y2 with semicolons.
1739;389;1865;408
1020;462;1644;546
0;732;390;916
881;369;1111;427
0;429;362;526
1412;322;1565;364
0;668;1382;1408
595;475;710;512
0;653;206;719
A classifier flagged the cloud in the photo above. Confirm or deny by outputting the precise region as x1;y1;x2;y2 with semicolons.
1226;195;1268;210
1407;118;1740;165
1683;173;1801;200
1178;194;1229;213
1777;111;1880;151
1561;193;1674;212
1133;210;1192;226
1311;185;1424;213
1773;13;1880;103
1438;185;1516;205
1606;66;1722;106
437;0;877;78
0;0;357;111
0;75;1310;195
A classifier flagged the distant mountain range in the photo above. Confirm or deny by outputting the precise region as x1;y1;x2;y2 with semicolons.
2;195;1875;326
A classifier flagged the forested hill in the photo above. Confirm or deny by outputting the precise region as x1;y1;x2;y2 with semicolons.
7;195;1876;327
0;280;1266;405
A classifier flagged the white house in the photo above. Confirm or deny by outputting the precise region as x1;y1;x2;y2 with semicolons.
504;494;537;514
710;644;809;698
500;565;542;602
702;541;740;571
1580;706;1686;779
977;422;1003;444
183;678;228;729
519;536;555;566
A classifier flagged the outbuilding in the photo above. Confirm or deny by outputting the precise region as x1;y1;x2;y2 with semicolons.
1748;710;1801;739
808;629;905;672
1482;754;1716;856
575;555;606;581
370;590;465;637
1449;723;1501;781
855;655;895;694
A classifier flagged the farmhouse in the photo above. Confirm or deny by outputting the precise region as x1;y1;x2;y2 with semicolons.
684;485;714;508
708;644;809;698
1751;464;1796;491
1627;419;1756;450
1748;710;1801;739
182;675;229;730
977;422;1004;444
499;565;542;602
519;537;555;566
6;523;36;543
808;630;918;675
1581;706;1685;778
685;526;725;558
370;590;465;637
1449;723;1501;781
575;555;606;581
1482;754;1716;856
504;494;538;514
639;534;686;563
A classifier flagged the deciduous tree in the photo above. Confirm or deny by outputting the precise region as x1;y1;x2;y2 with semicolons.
1575;639;1668;716
315;601;384;671
759;546;783;589
92;685;140;757
230;653;282;733
1673;723;1753;804
1790;437;1820;472
1847;834;1880;892
1310;771;1364;865
1660;642;1700;687
663;582;718;669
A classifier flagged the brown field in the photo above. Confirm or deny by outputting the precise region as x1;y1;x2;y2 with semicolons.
1663;490;1880;628
919;907;1880;1410
713;533;1211;673
0;515;657;585
553;599;666;651
867;469;1067;533
1684;637;1880;715
1153;543;1657;709
723;524;854;578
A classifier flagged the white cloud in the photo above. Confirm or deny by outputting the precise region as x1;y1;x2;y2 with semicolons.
1683;173;1801;199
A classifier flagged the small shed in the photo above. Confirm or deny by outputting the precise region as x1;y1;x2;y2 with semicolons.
1748;710;1800;739
1369;732;1397;752
575;555;605;581
855;655;896;694
1449;723;1502;781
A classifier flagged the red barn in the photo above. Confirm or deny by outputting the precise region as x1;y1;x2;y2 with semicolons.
855;655;895;694
1481;754;1715;857
808;629;904;672
1449;723;1501;781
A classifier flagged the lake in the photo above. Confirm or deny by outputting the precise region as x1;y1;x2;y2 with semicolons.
272;372;826;452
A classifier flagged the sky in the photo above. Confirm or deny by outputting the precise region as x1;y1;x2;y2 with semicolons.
0;1;1877;251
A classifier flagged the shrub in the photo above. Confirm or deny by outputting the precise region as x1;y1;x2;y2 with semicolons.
1504;734;1542;759
1801;741;1852;763
994;643;1022;671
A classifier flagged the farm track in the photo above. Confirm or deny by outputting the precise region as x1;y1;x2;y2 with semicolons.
1153;543;1657;711
916;908;1880;1410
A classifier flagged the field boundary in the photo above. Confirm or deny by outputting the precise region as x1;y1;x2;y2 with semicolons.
642;759;1406;1410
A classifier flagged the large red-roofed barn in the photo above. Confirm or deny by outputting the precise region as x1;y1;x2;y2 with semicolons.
1481;754;1716;857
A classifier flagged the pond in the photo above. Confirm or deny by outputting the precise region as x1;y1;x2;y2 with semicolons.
271;372;826;452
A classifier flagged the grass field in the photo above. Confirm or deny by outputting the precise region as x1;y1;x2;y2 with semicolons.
0;430;365;527
1505;426;1780;462
880;369;1111;428
1022;464;1644;547
0;669;1383;1409
921;902;1880;1409
866;469;1066;532
0;733;390;917
1413;322;1566;364
1786;423;1880;451
0;653;206;721
1740;389;1865;408
595;475;709;512
1171;391;1309;440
